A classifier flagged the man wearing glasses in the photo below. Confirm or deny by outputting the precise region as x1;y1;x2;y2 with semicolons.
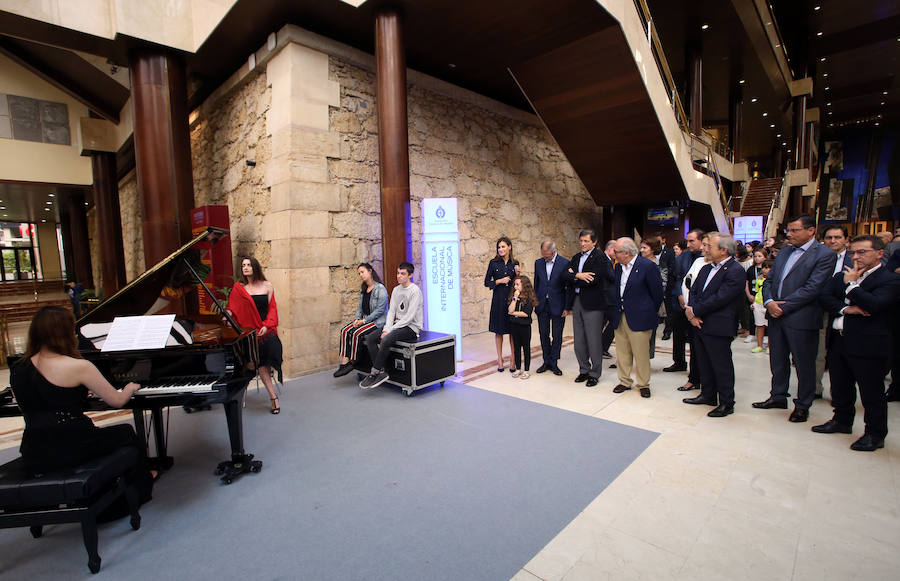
814;235;900;451
753;214;836;422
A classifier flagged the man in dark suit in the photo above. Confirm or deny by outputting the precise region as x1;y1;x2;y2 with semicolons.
815;225;852;397
753;214;837;422
813;235;900;451
610;237;663;398
681;233;748;417
534;240;572;376
666;229;705;392
565;229;615;387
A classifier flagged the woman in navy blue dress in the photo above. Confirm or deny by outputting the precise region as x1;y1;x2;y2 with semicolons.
484;237;520;372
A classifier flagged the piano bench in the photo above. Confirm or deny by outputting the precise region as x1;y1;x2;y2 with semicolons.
0;447;142;574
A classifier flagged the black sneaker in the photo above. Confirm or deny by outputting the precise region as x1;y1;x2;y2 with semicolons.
360;371;390;389
333;362;354;377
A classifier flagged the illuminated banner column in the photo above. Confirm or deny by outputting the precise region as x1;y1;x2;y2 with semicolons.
421;198;462;360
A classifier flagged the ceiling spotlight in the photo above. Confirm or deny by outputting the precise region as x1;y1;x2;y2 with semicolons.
875;122;880;126
701;24;709;30
782;142;787;146
825;86;830;90
883;91;889;95
751;97;758;103
882;102;886;105
823;73;828;77
816;31;823;36
827;102;832;106
45;201;52;205
814;5;821;10
739;79;745;84
787;149;792;153
770;124;775;128
0;207;5;210
48;193;55;197
776;133;782;137
84;202;89;206
762;112;768;117
820;57;826;62
41;219;46;223
44;207;51;211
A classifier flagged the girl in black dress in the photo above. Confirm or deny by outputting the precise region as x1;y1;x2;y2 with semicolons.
9;306;154;517
484;236;520;372
507;275;536;379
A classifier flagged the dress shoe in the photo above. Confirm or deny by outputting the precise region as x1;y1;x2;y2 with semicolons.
683;395;717;406
663;364;687;372
609;363;617;369
813;393;823;400
850;433;885;451
707;404;734;417
535;364;550;374
885;389;900;402
676;383;699;392
751;397;788;409
586;377;598;387
661;332;672;341
574;373;589;383
551;367;563;376
788;408;809;423
811;419;852;434
639;387;651;398
602;351;612;359
613;384;632;393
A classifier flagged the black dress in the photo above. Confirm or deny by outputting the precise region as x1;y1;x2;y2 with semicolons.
484;258;519;334
10;358;153;519
252;294;284;383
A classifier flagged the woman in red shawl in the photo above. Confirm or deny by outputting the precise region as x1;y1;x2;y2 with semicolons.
225;257;283;414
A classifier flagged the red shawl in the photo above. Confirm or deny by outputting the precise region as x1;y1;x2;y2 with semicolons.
226;282;278;338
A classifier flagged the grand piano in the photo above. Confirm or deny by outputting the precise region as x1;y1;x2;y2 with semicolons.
2;227;262;483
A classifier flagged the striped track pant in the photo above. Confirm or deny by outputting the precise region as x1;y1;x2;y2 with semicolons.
339;321;377;360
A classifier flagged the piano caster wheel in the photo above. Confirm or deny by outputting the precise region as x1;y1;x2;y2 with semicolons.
249;461;262;473
130;515;141;531
222;476;233;485
403;389;413;397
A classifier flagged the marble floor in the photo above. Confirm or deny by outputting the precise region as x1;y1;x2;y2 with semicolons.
2;323;898;580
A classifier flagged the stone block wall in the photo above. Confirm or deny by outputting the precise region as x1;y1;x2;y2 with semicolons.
114;37;605;379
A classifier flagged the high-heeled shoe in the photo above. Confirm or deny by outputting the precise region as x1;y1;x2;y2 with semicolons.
270;397;281;414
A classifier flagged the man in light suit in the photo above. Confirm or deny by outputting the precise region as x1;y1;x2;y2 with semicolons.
814;235;900;451
565;229;615;386
753;214;837;422
815;225;852;398
610;237;663;398
534;240;572;376
681;233;747;417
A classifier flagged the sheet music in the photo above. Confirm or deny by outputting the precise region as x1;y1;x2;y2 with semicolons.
101;314;177;352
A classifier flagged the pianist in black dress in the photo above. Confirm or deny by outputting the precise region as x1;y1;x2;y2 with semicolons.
225;256;284;414
9;306;154;515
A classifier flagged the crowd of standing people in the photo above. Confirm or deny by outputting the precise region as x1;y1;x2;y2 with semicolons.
476;219;900;451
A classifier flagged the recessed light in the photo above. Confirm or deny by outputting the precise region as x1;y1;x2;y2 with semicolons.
44;207;51;211
0;207;5;210
825;86;830;90
817;31;823;36
701;24;709;30
751;97;758;103
84;202;89;206
776;133;782;138
823;73;828;77
875;122;880;126
41;219;46;223
45;201;52;205
787;149;792;153
48;193;55;197
448;63;456;69
739;79;745;84
782;142;787;146
770;124;775;128
881;102;886;105
820;57;826;62
762;112;768;117
883;91;889;95
814;6;821;11
827;102;831;106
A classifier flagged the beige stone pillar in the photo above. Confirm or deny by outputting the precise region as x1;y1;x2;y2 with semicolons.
264;42;344;376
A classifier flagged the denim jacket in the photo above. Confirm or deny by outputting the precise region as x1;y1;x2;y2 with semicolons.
355;282;388;329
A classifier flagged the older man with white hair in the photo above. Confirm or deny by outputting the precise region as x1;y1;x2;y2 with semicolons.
609;237;664;398
682;233;748;417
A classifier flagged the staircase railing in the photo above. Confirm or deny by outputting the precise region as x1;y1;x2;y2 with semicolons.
764;160;793;238
634;0;732;230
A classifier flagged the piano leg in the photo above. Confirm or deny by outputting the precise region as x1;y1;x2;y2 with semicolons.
149;406;175;471
215;387;262;484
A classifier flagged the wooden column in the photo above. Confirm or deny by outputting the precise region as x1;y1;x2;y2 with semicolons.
91;151;127;296
375;8;411;292
793;95;807;169
129;50;195;267
62;189;93;287
685;9;703;136
728;82;743;163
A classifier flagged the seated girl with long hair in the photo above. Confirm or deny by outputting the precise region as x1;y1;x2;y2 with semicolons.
333;263;388;377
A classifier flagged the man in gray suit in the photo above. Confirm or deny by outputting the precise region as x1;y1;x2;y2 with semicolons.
753;214;837;422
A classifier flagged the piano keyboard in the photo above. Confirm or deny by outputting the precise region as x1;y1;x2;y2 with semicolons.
136;377;219;396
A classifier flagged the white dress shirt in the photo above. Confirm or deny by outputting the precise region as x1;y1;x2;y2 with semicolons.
832;263;881;330
619;258;634;298
833;250;846;276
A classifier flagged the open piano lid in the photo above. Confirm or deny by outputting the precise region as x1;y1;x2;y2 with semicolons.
77;226;240;333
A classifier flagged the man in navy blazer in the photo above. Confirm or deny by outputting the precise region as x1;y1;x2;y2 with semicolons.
534;240;572;375
815;225;852;397
565;230;615;386
814;235;900;451
610;237;663;398
753;214;837;422
681;233;747;417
